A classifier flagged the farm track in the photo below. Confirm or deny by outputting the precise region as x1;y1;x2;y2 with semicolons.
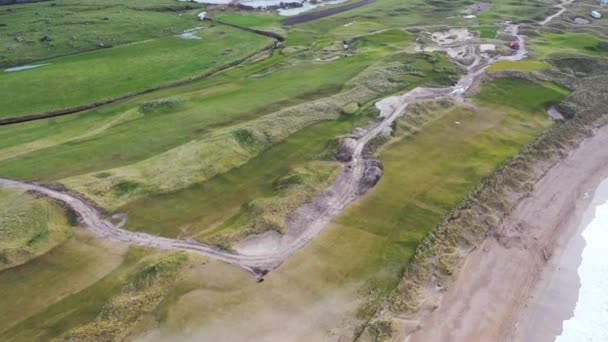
0;22;530;279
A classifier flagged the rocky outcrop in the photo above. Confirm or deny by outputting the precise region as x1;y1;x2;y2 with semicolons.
359;159;384;195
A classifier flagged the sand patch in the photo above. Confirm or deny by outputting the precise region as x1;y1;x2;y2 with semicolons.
429;28;474;45
234;230;282;255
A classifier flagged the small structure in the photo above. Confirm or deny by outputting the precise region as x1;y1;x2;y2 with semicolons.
342;39;349;50
591;10;602;19
600;0;608;7
510;41;520;50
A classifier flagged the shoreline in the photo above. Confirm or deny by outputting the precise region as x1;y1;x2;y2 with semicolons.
522;178;608;342
404;124;608;342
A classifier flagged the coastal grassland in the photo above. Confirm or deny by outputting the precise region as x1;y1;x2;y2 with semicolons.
89;52;460;237
136;78;565;342
0;188;73;271
118;112;375;238
0;0;202;67
531;32;608;58
0;231;126;338
487;60;549;73
61;54;457;210
0;25;272;119
58;85;379;210
475;0;554;25
0;48;377;182
476;77;570;113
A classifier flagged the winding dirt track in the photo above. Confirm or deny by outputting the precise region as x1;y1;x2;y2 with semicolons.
0;23;527;279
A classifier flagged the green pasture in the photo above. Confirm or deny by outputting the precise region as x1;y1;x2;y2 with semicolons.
471;26;497;39
487;60;549;73
531;32;608;58
0;25;271;119
0;0;202;67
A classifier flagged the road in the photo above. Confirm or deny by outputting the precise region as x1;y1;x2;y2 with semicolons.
0;23;529;279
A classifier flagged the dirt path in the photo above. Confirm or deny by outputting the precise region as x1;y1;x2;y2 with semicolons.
540;0;574;26
0;24;527;279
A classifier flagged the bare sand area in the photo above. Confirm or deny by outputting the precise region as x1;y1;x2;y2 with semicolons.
405;124;608;342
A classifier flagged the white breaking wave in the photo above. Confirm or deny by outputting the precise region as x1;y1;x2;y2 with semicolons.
555;200;608;342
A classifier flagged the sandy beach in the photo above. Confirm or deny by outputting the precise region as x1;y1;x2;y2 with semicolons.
405;124;608;342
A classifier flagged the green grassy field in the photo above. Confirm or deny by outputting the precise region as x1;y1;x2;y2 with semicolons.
471;26;497;39
487;60;549;73
0;0;203;67
531;32;608;58
0;25;271;119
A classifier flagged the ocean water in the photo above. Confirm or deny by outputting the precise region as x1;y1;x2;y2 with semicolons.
179;0;348;16
555;200;608;342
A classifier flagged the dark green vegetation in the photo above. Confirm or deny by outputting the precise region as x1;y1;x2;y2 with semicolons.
0;25;272;119
531;32;608;58
476;78;570;113
0;0;203;66
471;25;496;39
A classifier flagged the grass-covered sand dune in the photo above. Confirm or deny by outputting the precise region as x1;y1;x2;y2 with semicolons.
0;188;73;271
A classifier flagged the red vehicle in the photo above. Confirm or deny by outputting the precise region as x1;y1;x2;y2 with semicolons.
510;41;520;50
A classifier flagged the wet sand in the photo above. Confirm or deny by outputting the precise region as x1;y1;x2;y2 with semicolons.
406;124;608;342
523;179;608;342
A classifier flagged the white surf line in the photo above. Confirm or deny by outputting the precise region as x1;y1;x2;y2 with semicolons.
0;23;530;278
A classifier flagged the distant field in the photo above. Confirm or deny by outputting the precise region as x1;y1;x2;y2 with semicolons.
0;25;272;119
531;32;608;58
487;60;549;73
0;0;202;67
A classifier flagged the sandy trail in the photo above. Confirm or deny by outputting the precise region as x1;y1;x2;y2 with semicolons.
0;24;526;279
540;0;574;26
405;125;608;342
